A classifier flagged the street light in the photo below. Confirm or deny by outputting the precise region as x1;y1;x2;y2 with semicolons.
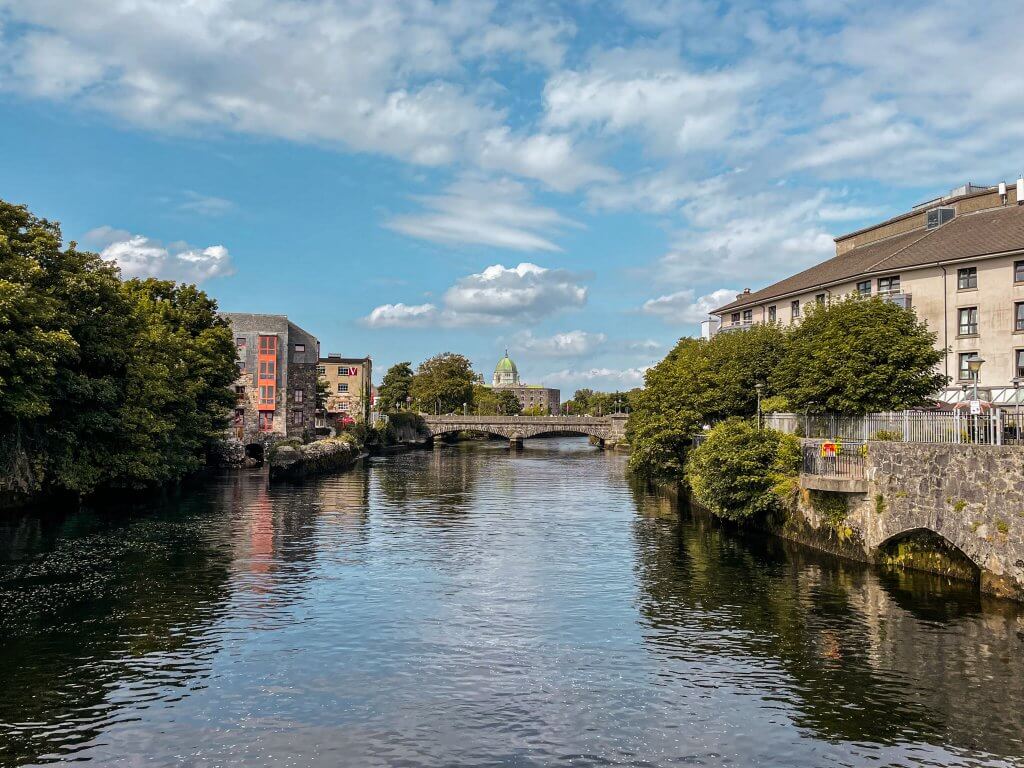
463;401;467;415
754;382;764;430
1014;378;1023;444
967;355;985;402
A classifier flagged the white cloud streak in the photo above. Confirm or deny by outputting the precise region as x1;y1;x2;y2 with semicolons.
86;226;234;283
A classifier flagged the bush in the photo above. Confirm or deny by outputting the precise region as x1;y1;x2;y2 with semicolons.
869;429;902;441
686;419;801;522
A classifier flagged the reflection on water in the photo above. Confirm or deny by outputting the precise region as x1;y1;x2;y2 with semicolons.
1;437;1022;767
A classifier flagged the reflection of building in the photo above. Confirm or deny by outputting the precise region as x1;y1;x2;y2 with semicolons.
223;313;319;442
490;351;560;414
319;354;372;421
710;180;1024;403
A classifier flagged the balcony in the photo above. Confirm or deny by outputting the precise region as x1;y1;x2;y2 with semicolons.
717;321;755;334
879;292;912;309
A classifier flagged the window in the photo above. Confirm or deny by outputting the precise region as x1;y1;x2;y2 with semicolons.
236;337;246;347
958;353;979;381
768;305;777;322
877;275;900;294
258;335;277;354
259;411;274;431
926;206;955;229
258;360;276;379
815;293;826;304
236;360;245;372
235;385;245;395
259;385;275;405
1017;302;1024;332
742;309;753;323
317;365;326;375
293;410;304;425
294;389;304;403
294;343;305;353
856;280;871;296
1017;350;1024;379
730;312;741;324
958;307;978;336
957;267;977;290
338;366;349;376
337;383;349;393
1016;261;1024;283
791;300;800;318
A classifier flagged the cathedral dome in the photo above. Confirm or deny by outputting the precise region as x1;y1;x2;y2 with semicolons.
492;351;520;386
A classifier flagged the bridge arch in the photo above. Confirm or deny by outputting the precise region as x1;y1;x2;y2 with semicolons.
875;526;981;584
422;415;627;448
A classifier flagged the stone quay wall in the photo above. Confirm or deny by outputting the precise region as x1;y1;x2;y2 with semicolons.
796;441;1024;600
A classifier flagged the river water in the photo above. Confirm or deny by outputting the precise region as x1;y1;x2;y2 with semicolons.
1;437;1023;767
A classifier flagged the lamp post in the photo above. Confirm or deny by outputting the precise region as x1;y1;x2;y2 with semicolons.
406;396;412;413
967;356;985;402
1014;378;1023;444
463;402;467;415
755;382;763;430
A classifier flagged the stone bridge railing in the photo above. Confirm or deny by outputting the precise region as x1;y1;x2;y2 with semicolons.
422;414;628;448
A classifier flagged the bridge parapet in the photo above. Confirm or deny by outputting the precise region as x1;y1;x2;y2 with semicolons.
422;414;628;448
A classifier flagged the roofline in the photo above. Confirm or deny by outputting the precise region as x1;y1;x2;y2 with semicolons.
834;185;996;243
710;246;1024;316
320;355;371;363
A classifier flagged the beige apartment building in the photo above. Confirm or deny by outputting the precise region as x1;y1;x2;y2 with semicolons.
710;180;1024;404
318;354;372;421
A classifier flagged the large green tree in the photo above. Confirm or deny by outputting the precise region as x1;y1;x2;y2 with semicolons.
108;279;237;488
0;198;238;500
377;361;414;412
410;352;476;414
627;323;788;479
771;296;947;414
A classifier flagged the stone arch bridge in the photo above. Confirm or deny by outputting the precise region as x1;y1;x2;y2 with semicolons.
423;414;628;449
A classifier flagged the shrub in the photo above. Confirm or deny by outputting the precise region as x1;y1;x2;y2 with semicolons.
686;419;801;522
870;429;902;441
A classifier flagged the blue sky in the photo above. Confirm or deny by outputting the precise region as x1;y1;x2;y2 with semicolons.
2;0;1022;393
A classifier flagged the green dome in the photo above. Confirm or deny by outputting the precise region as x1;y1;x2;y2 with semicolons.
494;354;518;375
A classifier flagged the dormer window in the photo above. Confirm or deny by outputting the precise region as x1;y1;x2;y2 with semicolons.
926;206;954;229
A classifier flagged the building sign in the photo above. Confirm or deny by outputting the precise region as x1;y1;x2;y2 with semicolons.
820;441;838;458
969;400;982;415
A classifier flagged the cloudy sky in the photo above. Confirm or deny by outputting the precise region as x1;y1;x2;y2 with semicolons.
3;0;1022;392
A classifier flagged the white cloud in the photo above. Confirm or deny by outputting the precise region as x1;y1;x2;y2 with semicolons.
387;176;575;251
0;0;598;190
642;288;737;323
542;366;650;389
509;330;607;357
85;226;234;283
179;191;235;217
363;262;588;328
543;47;761;156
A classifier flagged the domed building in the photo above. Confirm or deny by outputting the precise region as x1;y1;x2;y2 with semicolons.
490;350;560;414
492;350;520;387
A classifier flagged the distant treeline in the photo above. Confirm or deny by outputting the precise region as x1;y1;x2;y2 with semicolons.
1;199;238;504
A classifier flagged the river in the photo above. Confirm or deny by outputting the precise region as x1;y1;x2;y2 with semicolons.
1;437;1023;767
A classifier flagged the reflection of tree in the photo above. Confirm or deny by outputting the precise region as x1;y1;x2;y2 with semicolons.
0;491;236;765
372;444;484;520
629;482;1024;759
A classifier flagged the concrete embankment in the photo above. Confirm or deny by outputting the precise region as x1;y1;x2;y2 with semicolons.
269;438;363;482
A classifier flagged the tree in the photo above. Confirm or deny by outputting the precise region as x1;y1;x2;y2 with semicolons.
771;296;947;414
377;361;414;412
410;352;476;414
627;323;788;479
106;279;237;488
686;419;801;522
522;404;547;416
495;389;522;415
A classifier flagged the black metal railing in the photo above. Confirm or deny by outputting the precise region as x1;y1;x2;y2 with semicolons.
801;441;866;479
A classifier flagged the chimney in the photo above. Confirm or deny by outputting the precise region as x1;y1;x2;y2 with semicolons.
1017;177;1023;205
736;288;751;301
999;181;1008;205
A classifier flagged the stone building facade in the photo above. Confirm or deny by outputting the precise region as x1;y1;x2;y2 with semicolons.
318;354;372;421
222;313;319;444
489;352;560;414
710;180;1024;404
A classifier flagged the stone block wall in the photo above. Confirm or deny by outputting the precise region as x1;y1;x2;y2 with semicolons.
797;441;1024;600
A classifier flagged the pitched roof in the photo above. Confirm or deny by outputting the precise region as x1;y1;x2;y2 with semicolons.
713;204;1024;314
